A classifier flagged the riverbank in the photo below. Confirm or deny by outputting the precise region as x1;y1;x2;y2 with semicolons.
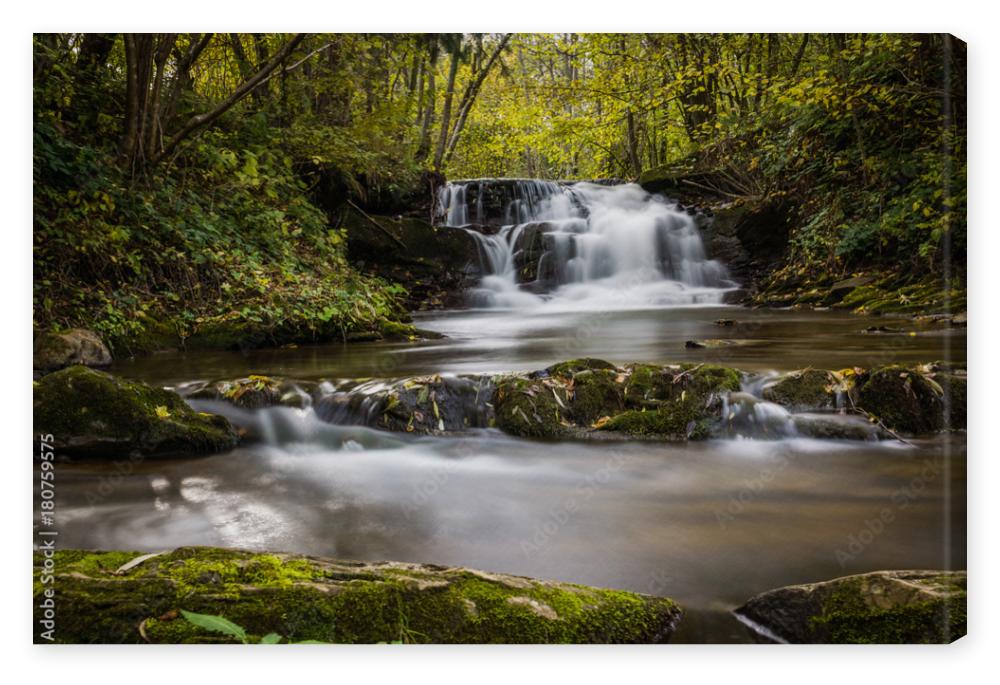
33;547;963;644
34;547;682;644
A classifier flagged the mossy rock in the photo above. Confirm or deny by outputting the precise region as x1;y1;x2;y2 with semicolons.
937;373;967;429
598;364;740;439
493;377;569;438
599;404;712;440
674;363;743;397
762;369;838;410
735;570;966;644
312;375;495;434
182;319;263;351
856;365;946;435
33;366;237;460
620;364;674;409
379;375;496;433
545;358;618;378
569;369;624;424
379;319;418;340
494;361;740;440
33;328;111;373
185;377;316;410
33;547;682;644
219;375;283;409
107;317;180;355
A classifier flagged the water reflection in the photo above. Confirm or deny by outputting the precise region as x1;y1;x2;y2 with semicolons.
110;306;966;387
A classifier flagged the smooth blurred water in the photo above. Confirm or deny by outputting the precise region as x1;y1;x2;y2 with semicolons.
44;414;964;643
110;305;966;387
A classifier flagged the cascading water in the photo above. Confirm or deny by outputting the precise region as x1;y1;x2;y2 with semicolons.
437;179;737;309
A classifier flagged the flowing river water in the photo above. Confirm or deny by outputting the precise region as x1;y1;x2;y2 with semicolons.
44;181;967;643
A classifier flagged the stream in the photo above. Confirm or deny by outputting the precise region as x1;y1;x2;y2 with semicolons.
43;180;967;643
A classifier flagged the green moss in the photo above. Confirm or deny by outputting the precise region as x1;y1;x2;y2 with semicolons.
220;375;282;409
600;403;710;440
491;361;740;440
856;365;945;434
493;377;569;439
809;578;966;643
757;269;966;318
620;364;668;408
109;317;179;355
182;319;259;351
681;363;742;395
762;369;837;410
569;369;624;424
34;548;681;644
380;319;417;340
545;358;617;378
33;366;236;459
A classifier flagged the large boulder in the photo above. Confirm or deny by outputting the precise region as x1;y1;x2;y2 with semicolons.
493;376;570;439
855;365;958;435
734;570;966;644
34;547;682;644
33;328;111;374
33;366;237;460
493;360;741;441
762;369;839;411
315;374;496;434
343;207;481;309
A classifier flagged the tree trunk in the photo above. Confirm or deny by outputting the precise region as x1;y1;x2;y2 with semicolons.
443;34;511;166
416;45;439;162
153;33;305;165
433;44;462;171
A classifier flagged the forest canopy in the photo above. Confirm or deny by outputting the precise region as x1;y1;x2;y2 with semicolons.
33;33;966;349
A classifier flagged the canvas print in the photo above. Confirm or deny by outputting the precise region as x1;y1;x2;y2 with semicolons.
33;33;966;644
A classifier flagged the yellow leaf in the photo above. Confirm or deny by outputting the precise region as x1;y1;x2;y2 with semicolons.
155;406;171;419
592;416;612;429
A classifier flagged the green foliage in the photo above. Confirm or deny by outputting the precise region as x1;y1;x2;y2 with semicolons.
448;33;965;278
33;32;966;336
179;610;321;644
180;610;250;642
33;119;408;351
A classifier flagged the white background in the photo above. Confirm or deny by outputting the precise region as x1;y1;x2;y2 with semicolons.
2;2;993;683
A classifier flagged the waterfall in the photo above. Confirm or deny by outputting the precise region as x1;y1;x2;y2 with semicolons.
437;180;736;309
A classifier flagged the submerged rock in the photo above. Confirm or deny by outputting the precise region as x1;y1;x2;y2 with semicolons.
734;570;966;644
33;366;237;459
34;547;682;644
33;328;112;374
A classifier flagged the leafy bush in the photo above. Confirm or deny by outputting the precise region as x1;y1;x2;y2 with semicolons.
33;121;408;352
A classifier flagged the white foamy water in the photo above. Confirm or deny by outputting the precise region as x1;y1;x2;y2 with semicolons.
437;180;737;309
